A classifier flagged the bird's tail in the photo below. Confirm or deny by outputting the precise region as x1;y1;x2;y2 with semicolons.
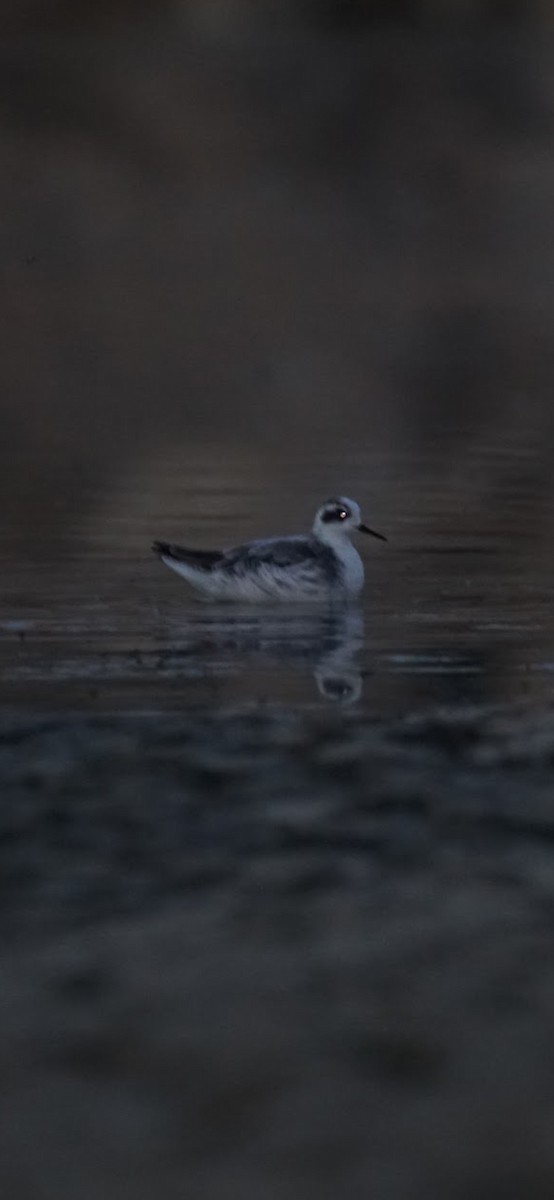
152;541;223;571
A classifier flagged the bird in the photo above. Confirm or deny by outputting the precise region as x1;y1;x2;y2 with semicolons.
152;496;386;602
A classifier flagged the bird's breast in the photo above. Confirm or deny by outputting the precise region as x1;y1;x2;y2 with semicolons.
334;542;364;593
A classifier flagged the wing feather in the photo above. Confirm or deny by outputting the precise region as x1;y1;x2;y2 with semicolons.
152;541;223;570
222;536;338;577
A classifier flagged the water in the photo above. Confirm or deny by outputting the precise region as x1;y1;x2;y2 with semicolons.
1;15;553;718
3;443;554;715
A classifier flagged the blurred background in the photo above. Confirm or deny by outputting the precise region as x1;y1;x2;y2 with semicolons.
2;0;554;705
5;11;554;1200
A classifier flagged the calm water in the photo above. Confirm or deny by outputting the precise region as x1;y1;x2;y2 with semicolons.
0;17;553;717
3;444;554;716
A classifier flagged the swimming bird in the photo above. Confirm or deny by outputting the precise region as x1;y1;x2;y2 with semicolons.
152;496;386;602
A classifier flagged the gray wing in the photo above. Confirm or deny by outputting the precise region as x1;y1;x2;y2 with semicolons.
222;536;340;580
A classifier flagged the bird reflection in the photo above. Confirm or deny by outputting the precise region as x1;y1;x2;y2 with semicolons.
165;603;365;705
314;622;364;704
6;605;365;706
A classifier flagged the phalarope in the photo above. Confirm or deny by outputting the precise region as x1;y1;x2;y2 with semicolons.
152;496;386;602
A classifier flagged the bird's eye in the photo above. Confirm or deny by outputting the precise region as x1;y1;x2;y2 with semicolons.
338;509;348;520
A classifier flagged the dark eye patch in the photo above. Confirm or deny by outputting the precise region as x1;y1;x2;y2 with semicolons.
322;506;350;523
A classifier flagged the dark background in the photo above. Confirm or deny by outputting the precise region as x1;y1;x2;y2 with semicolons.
2;0;554;558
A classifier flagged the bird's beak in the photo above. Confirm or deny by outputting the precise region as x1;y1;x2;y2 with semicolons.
358;523;387;542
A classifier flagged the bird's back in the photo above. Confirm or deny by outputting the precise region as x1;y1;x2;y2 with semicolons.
216;534;340;599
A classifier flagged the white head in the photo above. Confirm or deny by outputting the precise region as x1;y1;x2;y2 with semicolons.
313;496;387;544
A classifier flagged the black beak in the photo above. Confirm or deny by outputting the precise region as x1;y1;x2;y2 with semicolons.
358;523;387;542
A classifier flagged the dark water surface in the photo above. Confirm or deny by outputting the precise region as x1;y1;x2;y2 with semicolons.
3;443;554;716
0;16;553;722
